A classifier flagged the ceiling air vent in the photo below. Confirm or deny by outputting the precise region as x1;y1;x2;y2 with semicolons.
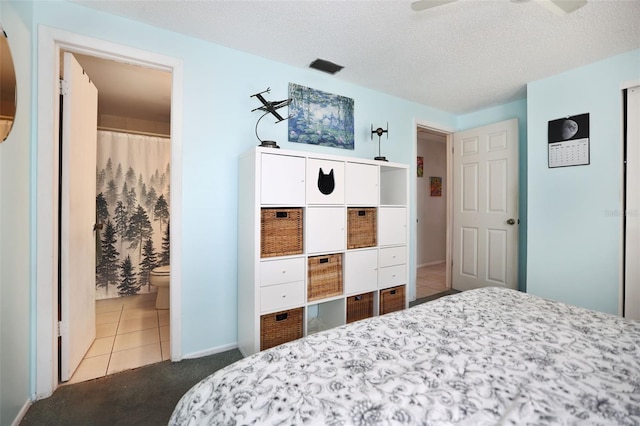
309;59;343;75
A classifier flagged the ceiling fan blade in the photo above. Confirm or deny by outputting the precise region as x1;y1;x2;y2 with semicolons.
534;0;587;15
411;0;459;12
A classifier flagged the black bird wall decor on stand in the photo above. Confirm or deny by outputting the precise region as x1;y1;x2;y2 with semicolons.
250;87;291;148
371;123;389;161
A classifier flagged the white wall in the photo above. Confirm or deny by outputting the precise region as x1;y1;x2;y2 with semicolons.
416;135;447;266
527;49;640;314
0;1;33;423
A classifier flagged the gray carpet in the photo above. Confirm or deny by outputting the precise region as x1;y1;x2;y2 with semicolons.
21;290;457;426
20;349;243;426
409;288;460;307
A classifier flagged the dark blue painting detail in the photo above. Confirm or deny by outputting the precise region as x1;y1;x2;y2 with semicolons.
317;168;335;195
288;83;354;150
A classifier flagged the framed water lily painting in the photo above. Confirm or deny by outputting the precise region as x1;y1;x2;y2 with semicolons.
288;83;354;150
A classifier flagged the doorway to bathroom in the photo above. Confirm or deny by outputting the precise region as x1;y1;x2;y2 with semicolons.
60;52;173;384
35;26;184;398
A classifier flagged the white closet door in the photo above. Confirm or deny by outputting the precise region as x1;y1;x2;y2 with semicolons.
625;85;640;320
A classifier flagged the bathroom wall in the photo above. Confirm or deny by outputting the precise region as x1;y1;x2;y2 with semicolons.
99;115;171;137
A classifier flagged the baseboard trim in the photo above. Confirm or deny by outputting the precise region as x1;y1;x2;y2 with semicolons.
182;342;238;360
417;260;445;268
11;398;32;426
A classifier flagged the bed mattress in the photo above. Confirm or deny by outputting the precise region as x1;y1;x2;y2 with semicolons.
170;287;640;425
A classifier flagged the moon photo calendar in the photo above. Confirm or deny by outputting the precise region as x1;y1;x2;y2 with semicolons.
548;113;590;168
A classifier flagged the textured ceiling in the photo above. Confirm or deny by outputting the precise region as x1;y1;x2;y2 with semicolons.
73;0;640;115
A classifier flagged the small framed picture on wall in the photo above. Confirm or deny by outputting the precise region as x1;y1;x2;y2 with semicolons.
430;177;442;196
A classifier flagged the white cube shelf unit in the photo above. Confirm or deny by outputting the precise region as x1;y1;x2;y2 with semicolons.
238;147;409;356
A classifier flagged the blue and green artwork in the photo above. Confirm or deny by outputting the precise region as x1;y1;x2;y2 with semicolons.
288;83;354;150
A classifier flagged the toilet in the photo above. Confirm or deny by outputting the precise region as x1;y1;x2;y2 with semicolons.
149;265;170;310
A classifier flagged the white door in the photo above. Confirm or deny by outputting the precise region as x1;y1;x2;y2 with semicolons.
625;86;640;320
452;119;518;291
60;52;98;382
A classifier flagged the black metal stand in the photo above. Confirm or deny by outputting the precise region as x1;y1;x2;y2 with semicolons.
259;140;280;149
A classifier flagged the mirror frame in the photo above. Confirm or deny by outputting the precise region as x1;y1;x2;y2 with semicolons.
0;24;17;142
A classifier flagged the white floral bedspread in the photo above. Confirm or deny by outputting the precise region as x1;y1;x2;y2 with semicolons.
170;287;640;425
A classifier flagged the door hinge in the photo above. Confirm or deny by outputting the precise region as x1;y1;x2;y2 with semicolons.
59;79;70;96
57;321;62;337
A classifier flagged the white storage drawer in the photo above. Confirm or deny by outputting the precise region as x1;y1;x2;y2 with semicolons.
379;246;406;268
306;158;345;204
378;265;406;288
344;249;378;295
261;153;306;205
260;258;306;287
260;281;305;313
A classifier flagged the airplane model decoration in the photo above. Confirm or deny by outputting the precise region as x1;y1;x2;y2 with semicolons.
250;87;292;148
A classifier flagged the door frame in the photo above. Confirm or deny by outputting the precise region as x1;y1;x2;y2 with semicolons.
622;79;640;317
36;26;184;399
414;120;454;299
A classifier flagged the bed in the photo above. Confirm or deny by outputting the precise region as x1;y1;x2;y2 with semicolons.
170;287;640;425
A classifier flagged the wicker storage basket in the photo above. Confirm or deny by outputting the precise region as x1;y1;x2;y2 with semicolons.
261;208;303;258
379;285;405;315
347;208;377;249
346;292;374;323
260;307;304;351
307;254;343;301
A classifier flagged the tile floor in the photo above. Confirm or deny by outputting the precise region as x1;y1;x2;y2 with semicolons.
416;262;448;299
66;292;170;385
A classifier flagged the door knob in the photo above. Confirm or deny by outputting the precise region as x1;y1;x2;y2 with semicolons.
506;218;516;225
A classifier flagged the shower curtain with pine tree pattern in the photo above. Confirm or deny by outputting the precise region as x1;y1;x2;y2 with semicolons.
95;130;170;299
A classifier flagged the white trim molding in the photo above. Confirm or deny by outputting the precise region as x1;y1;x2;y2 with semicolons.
621;80;640;90
183;343;239;360
10;399;32;426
